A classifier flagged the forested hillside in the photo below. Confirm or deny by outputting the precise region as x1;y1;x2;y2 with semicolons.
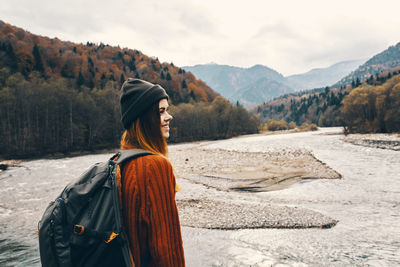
342;74;400;133
169;97;259;142
0;20;259;158
256;69;400;133
335;42;400;87
0;20;216;103
255;41;400;133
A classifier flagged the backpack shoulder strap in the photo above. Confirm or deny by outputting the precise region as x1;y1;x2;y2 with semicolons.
109;149;153;267
114;149;153;165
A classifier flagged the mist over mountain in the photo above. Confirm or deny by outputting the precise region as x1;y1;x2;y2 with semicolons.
286;59;366;90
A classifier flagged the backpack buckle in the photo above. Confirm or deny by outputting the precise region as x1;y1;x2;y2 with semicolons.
73;225;85;235
105;232;119;244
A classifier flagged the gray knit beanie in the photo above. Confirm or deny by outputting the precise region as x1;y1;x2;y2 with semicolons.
120;78;169;129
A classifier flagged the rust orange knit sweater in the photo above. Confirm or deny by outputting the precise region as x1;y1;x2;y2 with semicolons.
120;154;185;267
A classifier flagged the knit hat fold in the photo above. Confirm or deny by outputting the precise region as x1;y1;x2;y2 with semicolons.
120;78;168;129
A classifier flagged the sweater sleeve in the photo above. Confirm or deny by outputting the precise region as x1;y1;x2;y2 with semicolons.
144;156;185;267
121;155;185;267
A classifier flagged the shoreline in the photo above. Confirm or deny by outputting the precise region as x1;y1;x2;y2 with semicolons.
0;126;327;162
0;130;305;170
2;127;399;163
0;147;118;162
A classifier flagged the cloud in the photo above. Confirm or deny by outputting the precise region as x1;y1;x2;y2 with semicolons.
1;0;107;38
177;4;219;36
224;22;315;74
253;22;303;41
303;17;394;64
231;15;400;75
1;0;400;75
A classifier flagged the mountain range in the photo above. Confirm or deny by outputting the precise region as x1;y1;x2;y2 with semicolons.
182;64;292;106
253;43;400;128
2;19;399;111
187;41;400;108
183;60;365;107
286;59;366;90
184;59;366;107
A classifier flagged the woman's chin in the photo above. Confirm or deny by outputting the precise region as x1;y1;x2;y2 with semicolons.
162;131;170;139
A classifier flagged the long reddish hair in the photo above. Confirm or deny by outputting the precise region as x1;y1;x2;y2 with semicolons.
120;102;167;156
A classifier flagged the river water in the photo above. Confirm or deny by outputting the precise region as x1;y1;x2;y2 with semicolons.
0;127;399;266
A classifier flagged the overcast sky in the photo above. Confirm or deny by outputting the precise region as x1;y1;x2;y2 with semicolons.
1;0;400;76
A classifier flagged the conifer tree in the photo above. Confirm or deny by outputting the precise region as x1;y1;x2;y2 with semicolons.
32;44;45;73
181;80;187;88
128;58;136;71
77;71;85;86
1;41;18;71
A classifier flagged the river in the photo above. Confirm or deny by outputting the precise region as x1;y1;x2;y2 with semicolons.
0;127;399;266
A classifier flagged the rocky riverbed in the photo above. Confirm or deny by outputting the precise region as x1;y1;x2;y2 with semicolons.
2;130;398;232
177;198;338;230
343;132;400;151
169;139;341;230
1;127;399;266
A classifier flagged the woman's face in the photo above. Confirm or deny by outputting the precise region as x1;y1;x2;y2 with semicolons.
159;99;173;139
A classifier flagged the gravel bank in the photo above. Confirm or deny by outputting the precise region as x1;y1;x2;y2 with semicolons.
177;198;338;230
169;140;341;229
170;146;341;193
343;133;400;151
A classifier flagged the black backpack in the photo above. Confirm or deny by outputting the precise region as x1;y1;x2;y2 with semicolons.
38;149;152;267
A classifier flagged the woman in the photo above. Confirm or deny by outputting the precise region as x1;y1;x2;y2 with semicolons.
117;78;185;266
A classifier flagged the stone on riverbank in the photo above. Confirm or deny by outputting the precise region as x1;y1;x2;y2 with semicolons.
0;160;22;172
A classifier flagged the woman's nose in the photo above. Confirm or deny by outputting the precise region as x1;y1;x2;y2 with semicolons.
165;112;173;121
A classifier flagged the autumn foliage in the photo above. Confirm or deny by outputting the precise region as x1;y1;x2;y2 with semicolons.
256;69;400;132
0;20;260;158
0;20;217;104
342;74;400;133
168;97;259;142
